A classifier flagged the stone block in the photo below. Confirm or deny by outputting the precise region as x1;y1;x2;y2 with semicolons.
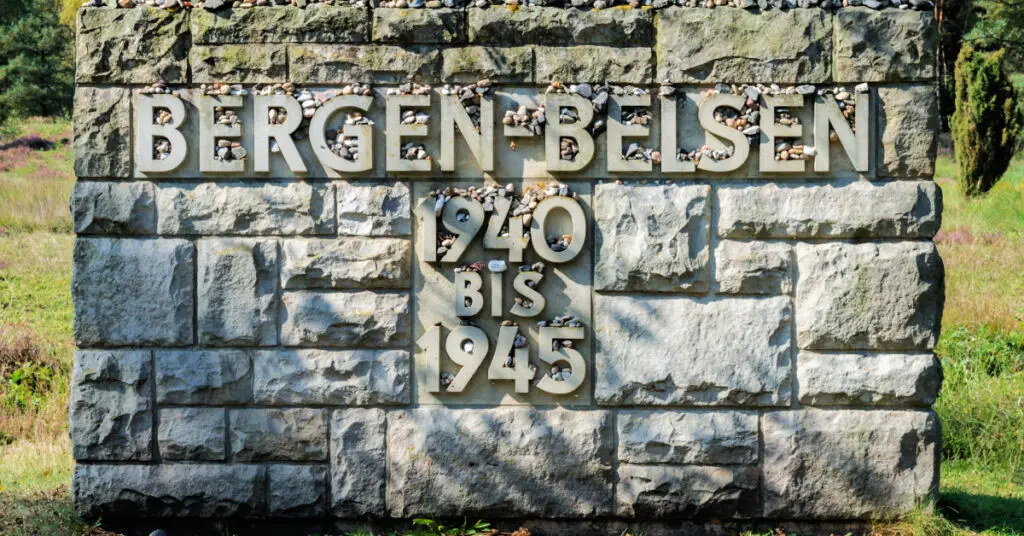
155;349;252;405
442;46;534;83
70;350;152;461
336;181;411;236
717;181;941;239
878;87;939;178
373;8;465;44
798;352;942;407
157;408;226;461
230;408;328;462
191;44;288;84
281;238;411;290
594;295;792;406
617;465;759;519
280;290;411;348
157;182;336;236
289;44;441;84
656;9;831;83
836;9;937;82
535;46;652;85
388;408;615;518
762;409;940;518
73;87;131;178
617;410;759;465
191;5;369;44
796;242;943;350
269;465;328;518
76;8;188;84
714;241;793;295
73;238;194;347
594;183;710;293
331;408;387;517
73;464;266;518
71;182;156;235
198;239;279;346
468;7;654;46
253;349;409;405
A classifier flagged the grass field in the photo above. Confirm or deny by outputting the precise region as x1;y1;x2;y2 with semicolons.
1;118;1022;535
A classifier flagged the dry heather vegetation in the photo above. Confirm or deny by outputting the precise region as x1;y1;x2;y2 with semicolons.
0;118;1021;536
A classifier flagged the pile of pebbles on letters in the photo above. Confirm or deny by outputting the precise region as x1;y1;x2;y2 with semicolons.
134;79;866;167
430;182;581;260
682;82;866;165
430;183;585;388
83;0;932;13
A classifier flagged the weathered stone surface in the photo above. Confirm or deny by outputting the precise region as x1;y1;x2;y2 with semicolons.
373;9;465;44
835;9;937;82
289;45;440;83
714;241;793;295
388;408;614;518
717;181;941;239
191;45;288;84
594;183;710;292
617;410;759;465
336;181;410;236
73;87;131;178
595;295;792;406
192;5;368;44
157;408;226;461
76;8;188;84
70;350;152;461
73;239;193;347
280;291;411;348
535;46;652;85
71;182;156;235
878;87;939;178
281;238;411;290
617;465;759;519
198;239;279;346
157;182;335;236
155;349;252;405
442;46;534;83
253;349;409;405
656;9;831;83
796;242;943;350
763;409;940;518
73;464;266;518
468;8;654;46
269;465;328;518
230;408;328;462
798;352;942;407
331;408;387;517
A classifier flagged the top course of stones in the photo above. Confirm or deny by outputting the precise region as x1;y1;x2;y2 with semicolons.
87;0;933;11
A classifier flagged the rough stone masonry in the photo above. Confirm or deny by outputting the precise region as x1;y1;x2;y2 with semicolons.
70;2;943;533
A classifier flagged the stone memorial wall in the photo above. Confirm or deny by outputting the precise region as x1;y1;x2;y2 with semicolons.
70;2;943;532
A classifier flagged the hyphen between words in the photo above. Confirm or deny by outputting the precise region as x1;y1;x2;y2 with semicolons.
136;86;870;175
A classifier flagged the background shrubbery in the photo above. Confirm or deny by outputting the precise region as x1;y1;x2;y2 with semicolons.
0;0;74;129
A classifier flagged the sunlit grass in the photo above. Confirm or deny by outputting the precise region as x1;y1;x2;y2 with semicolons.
0;118;75;233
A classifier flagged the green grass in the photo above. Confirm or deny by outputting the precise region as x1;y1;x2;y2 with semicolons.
940;460;1024;535
0;117;75;233
936;154;1024;239
928;154;1024;536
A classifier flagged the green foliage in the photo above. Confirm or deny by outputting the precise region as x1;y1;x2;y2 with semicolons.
4;362;56;412
967;0;1024;68
952;46;1022;196
935;326;1024;469
0;0;74;126
407;519;495;536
